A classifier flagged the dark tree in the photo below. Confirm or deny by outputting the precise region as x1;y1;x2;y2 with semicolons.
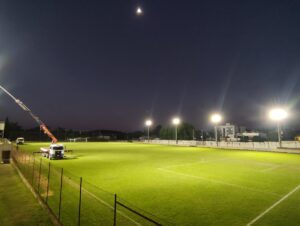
151;125;162;138
4;117;23;140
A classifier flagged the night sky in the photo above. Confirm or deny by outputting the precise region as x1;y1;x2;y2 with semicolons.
0;0;299;131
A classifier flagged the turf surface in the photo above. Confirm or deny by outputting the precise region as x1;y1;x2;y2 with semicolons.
0;163;53;226
20;142;300;226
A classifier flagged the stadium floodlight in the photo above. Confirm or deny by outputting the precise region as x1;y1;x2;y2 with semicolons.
210;113;222;124
210;113;222;145
145;120;152;127
269;108;288;121
145;119;153;142
268;108;288;148
172;117;181;144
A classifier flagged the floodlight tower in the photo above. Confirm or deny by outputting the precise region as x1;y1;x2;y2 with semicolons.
210;113;222;146
268;108;288;148
145;119;152;142
172;117;181;144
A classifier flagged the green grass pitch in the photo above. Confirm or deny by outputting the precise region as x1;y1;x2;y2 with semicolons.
20;142;300;226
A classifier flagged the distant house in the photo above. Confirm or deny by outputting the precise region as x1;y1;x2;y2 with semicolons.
216;123;245;141
237;132;267;141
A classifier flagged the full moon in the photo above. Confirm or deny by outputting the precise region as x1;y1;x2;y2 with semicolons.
136;7;143;15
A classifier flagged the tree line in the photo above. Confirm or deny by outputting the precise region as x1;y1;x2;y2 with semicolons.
3;118;300;142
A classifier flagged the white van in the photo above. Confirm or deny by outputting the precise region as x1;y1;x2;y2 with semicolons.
16;137;25;145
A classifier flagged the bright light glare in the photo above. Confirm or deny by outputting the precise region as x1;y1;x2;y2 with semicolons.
136;7;143;15
172;117;180;125
269;108;288;121
210;113;222;124
145;120;152;127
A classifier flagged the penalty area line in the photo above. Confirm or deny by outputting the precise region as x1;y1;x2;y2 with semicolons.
260;165;282;173
247;184;300;226
164;157;230;169
158;168;280;197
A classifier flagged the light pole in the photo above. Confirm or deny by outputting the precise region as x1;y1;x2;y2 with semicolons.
268;108;288;148
145;120;152;142
172;117;181;144
210;113;222;146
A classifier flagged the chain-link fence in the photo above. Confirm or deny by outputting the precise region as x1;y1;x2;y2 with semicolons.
11;148;172;226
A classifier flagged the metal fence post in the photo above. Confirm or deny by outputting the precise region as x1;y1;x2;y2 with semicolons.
26;154;30;179
46;162;51;204
25;154;30;179
114;194;117;226
78;177;82;226
58;168;63;221
37;158;42;194
21;153;25;175
31;154;35;186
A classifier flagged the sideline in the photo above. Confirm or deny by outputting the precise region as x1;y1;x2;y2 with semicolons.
63;175;142;226
82;187;142;226
246;184;300;226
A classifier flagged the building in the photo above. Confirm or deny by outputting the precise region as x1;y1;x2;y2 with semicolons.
0;121;5;139
216;123;246;141
237;132;267;141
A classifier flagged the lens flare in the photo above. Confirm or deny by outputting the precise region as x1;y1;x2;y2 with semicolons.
145;120;152;126
172;117;180;125
268;108;288;121
210;113;222;124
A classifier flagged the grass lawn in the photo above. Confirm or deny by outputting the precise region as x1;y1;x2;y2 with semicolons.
0;163;53;226
19;142;300;226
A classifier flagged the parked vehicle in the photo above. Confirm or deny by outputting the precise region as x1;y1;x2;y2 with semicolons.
16;137;25;145
41;144;64;159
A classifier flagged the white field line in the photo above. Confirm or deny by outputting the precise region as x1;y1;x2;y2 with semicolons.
288;165;300;171
247;184;300;226
164;158;281;173
249;161;278;167
81;187;142;226
158;168;280;197
260;165;282;173
64;177;141;226
164;157;230;169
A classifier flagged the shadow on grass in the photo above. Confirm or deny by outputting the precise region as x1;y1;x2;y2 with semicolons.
62;155;83;160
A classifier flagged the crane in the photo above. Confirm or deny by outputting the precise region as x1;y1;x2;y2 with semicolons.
0;84;58;143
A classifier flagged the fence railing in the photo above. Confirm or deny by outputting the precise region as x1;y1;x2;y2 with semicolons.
114;194;166;226
145;140;300;151
12;148;171;226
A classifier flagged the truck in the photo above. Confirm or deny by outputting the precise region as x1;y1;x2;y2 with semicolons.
41;144;64;159
16;137;25;145
0;85;65;160
39;124;65;160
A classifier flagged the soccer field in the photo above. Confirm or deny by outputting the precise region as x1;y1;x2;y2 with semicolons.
20;142;300;226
